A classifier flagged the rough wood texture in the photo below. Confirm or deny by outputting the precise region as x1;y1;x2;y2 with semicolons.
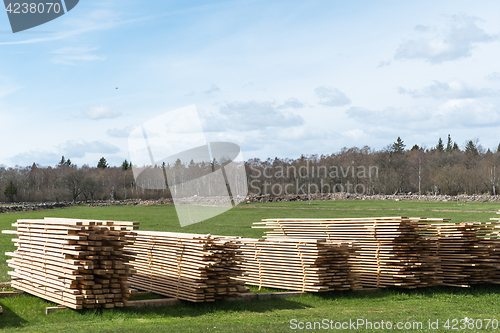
233;237;358;292
0;290;24;298
254;217;434;288
418;220;500;287
124;231;243;302
4;218;137;309
255;217;500;289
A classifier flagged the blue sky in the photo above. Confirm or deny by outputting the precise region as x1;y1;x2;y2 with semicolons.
1;0;500;167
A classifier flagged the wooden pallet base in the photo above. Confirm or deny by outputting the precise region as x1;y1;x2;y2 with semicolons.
124;298;179;307
45;305;66;314
0;290;24;298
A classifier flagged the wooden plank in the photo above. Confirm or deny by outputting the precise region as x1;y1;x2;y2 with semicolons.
6;218;138;309
45;305;67;314
0;290;24;298
125;231;243;302
124;298;179;307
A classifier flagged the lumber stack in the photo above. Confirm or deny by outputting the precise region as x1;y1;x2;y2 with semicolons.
235;238;358;292
415;220;500;287
124;231;243;302
478;219;500;284
253;217;431;288
4;218;137;309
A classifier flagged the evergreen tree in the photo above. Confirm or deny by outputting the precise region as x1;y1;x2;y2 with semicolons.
391;137;406;154
4;181;17;202
453;142;459;151
97;157;108;168
59;156;66;166
465;140;479;155
446;134;453;152
497;143;500;153
436;138;444;152
410;144;420;151
121;159;129;171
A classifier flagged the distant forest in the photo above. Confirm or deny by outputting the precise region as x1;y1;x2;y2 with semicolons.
1;135;500;203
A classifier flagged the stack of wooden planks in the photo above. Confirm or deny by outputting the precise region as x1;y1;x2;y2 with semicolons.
416;220;500;287
124;231;243;302
487;215;500;284
253;217;437;288
4;218;137;309
234;237;358;292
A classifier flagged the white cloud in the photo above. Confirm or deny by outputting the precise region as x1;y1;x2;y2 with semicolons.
342;129;367;140
435;99;500;127
277;97;305;109
9;150;60;167
314;86;351;107
486;72;500;81
203;84;221;94
346;99;500;129
106;125;137;138
377;60;391;68
394;13;498;64
414;24;430;32
82;105;121;120
51;46;106;65
398;79;497;99
346;106;431;125
59;140;120;159
218;100;304;131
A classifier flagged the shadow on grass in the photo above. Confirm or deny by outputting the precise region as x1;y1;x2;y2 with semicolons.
106;297;310;319
0;302;28;329
313;283;500;302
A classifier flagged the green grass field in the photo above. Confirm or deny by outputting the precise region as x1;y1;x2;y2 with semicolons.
1;200;500;332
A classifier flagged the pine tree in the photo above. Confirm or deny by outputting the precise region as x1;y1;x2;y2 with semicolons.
436;138;444;152
121;159;129;170
445;134;453;152
411;144;420;151
465;140;479;155
4;181;17;202
497;143;500;153
97;157;108;168
391;137;406;154
453;142;459;151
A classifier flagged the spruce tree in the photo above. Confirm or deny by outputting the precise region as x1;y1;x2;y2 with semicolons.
391;137;406;154
97;157;108;168
4;181;17;202
446;134;453;152
121;159;129;170
436;138;444;152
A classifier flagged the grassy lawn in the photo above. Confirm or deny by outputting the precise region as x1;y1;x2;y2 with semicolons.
1;200;500;332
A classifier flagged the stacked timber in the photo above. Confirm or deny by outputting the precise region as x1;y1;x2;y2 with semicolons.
490;215;500;283
124;231;243;302
4;218;137;309
253;217;432;288
415;221;499;287
235;238;358;292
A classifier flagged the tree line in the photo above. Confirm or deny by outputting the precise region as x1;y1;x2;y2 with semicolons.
1;135;500;203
